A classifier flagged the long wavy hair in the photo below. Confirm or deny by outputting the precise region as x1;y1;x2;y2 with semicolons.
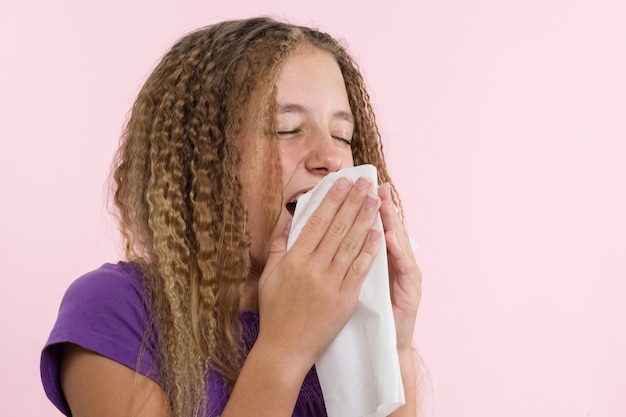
111;17;401;417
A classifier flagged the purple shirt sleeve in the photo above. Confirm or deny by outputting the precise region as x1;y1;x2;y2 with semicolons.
40;262;157;415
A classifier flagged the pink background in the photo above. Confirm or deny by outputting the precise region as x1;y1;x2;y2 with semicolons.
1;1;625;416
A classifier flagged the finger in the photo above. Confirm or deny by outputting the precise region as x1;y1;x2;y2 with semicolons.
292;177;353;255
316;177;375;261
378;183;418;276
327;190;381;275
259;219;291;287
378;183;411;251
378;183;401;231
341;227;383;295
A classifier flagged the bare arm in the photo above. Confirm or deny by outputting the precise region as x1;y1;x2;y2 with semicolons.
379;183;423;417
388;349;419;417
60;343;171;417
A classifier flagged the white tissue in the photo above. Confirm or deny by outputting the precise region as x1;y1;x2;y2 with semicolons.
286;164;405;417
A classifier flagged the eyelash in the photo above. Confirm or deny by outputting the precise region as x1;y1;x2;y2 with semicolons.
277;129;352;145
277;129;299;136
334;136;353;146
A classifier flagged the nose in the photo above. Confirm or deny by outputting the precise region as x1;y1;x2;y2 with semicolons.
304;133;345;175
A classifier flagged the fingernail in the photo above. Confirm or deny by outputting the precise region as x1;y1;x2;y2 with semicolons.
365;193;379;208
368;229;381;240
336;177;351;190
356;177;372;190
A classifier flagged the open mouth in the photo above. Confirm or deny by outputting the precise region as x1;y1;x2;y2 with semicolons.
285;193;305;216
286;201;297;216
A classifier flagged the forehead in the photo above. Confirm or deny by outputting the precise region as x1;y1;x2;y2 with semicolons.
277;45;344;90
275;45;351;116
237;45;350;133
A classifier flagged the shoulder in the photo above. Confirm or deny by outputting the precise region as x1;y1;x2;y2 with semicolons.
48;261;152;356
63;261;146;308
56;262;150;344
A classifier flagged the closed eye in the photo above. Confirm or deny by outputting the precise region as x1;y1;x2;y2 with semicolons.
277;129;300;136
277;129;351;145
332;135;352;146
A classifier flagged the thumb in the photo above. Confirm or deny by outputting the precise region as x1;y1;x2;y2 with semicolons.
262;219;291;279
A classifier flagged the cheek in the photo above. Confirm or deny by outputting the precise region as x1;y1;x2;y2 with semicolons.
245;193;263;235
246;196;268;263
346;151;355;168
278;143;300;183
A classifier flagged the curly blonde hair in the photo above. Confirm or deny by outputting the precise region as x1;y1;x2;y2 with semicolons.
111;17;401;417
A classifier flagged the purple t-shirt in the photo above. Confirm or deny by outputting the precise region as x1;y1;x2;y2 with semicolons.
40;262;327;416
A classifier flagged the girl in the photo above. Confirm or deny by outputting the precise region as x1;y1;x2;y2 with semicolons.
41;17;422;417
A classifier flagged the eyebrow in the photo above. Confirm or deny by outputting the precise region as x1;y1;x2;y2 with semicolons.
277;103;354;124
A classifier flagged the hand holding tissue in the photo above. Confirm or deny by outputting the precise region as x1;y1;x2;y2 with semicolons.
287;164;405;417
